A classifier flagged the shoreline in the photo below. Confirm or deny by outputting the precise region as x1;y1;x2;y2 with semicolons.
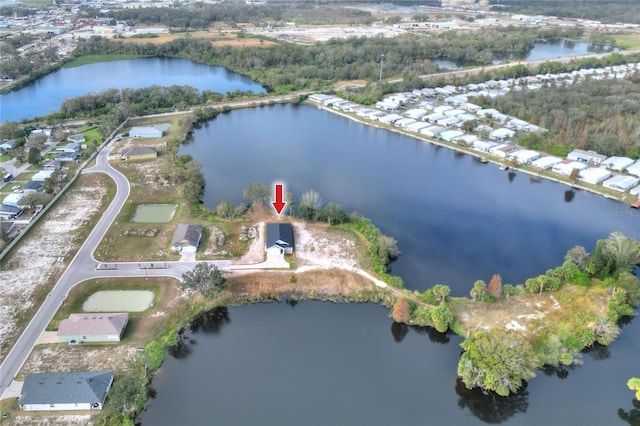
309;100;639;207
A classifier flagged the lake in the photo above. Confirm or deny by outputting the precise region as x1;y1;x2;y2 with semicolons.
180;104;640;293
0;57;266;123
435;40;618;70
139;104;640;425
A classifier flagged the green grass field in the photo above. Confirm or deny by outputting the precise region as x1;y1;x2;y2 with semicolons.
63;54;146;68
82;127;103;145
615;33;640;50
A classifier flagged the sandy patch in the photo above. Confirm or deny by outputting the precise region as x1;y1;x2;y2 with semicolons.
211;38;277;48
20;345;138;377
235;223;262;264
7;415;93;426
293;221;358;270
0;175;108;362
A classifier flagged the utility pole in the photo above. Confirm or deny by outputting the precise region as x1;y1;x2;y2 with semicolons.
379;53;385;82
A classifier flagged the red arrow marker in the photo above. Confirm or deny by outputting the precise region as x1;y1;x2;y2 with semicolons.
271;183;287;215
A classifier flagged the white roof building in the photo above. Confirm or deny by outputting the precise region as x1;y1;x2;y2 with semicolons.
424;113;445;123
395;118;417;128
603;175;639;192
444;109;466;118
433;105;454;114
579;167;612;185
405;121;430;133
404;109;428;119
3;193;23;207
420;126;446;138
630;184;640;197
439;130;465;142
531;156;562;170
552;161;587;176
378;114;403;124
601;156;635;171
436;117;460;128
455;134;479;145
509;149;541;164
32;170;54;181
567;149;607;165
490;128;516;140
626;161;640;177
472;140;499;152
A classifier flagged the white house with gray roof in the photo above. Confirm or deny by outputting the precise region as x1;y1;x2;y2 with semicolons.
19;371;113;411
57;313;129;343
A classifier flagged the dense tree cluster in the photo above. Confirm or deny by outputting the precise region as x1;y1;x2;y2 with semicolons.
492;0;640;25
106;3;375;28
181;262;227;298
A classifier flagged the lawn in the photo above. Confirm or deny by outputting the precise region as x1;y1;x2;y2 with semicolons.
615;32;640;50
63;54;145;68
82;127;103;145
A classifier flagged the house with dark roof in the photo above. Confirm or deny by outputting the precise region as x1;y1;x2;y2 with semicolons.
57;313;129;344
23;180;43;193
19;371;113;411
0;203;23;219
121;147;157;161
265;223;294;254
171;223;203;253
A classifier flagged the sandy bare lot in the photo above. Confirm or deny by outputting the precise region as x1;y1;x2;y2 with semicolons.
6;414;93;426
249;25;403;43
0;174;108;362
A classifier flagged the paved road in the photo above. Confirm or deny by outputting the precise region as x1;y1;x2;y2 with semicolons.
0;138;230;398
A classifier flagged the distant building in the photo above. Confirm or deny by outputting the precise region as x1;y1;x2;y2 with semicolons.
57;313;129;343
265;223;294;254
602;175;639;192
19;371;113;411
129;123;171;138
67;134;86;144
0;139;16;151
601;156;635;172
171;223;203;253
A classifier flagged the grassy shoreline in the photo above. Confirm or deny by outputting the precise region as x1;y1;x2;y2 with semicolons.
63;54;147;68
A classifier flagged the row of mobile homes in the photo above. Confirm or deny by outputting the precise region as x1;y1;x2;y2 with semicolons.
603;175;640;192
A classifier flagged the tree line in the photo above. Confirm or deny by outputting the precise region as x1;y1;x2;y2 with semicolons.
492;0;640;25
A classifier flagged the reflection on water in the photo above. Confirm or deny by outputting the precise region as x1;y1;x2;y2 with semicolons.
456;378;529;424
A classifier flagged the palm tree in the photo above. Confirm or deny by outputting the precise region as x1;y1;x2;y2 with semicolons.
603;232;640;274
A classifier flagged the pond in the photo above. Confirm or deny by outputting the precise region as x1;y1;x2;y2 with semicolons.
0;57;266;123
131;204;177;223
82;290;154;312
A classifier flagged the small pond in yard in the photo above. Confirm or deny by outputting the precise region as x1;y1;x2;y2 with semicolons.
82;290;155;312
131;204;177;223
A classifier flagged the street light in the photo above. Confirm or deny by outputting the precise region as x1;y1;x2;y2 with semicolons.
379;53;385;82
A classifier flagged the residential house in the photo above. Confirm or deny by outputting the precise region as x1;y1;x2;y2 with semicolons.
601;156;635;172
0;204;23;219
626;161;640;177
471;140;499;152
602;175;639;192
23;180;43;193
129;123;171;138
265;222;294;254
579;167;612;185
531;156;562;170
567;149;607;165
67;134;85;144
552;160;587;176
170;223;203;253
378;114;403;124
60;142;79;153
0;139;16;151
489;144;519;159
439;130;465;142
509;149;541;164
3;193;23;207
489;128;516;141
57;313;129;343
54;152;79;162
19;371;113;411
121;147;157;161
419;126;446;138
32;170;54;181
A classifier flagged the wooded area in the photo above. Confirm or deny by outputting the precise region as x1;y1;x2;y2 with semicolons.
492;0;640;25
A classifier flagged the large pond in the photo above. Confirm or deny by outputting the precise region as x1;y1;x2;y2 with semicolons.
140;104;640;424
0;57;266;123
180;104;640;293
141;303;640;426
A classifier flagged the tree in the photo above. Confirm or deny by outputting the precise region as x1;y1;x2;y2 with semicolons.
628;378;640;400
243;183;270;206
298;189;322;221
391;297;411;323
104;375;144;417
432;284;450;304
181;263;227;298
216;200;234;218
42;169;69;194
27;146;41;165
565;245;589;270
318;202;347;225
487;274;502;298
458;330;537;396
569;167;580;183
470;280;486;301
430;305;454;333
602;232;640;276
19;192;52;209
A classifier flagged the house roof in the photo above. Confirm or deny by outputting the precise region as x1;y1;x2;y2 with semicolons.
122;147;157;157
24;180;43;191
57;313;128;338
32;170;53;181
19;371;113;406
0;204;21;214
266;223;293;250
171;223;202;248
